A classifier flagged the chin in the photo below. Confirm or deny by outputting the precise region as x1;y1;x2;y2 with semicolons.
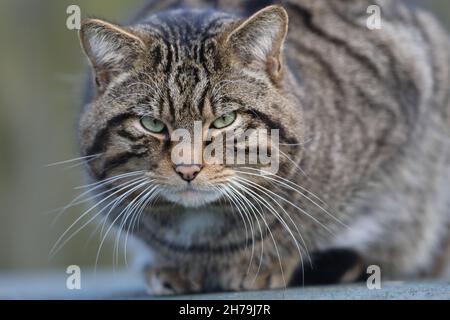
162;188;223;208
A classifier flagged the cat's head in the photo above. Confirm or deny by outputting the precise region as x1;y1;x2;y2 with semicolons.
78;5;303;208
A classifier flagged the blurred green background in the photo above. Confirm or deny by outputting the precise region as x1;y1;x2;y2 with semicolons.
0;0;449;272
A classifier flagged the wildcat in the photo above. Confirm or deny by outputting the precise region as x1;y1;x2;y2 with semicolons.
77;0;450;295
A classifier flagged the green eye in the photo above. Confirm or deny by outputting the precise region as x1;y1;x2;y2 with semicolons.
212;112;237;129
140;116;166;133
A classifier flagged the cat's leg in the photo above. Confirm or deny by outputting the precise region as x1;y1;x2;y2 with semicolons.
211;247;300;292
144;265;202;296
143;261;292;295
214;249;367;290
143;250;298;294
143;250;366;295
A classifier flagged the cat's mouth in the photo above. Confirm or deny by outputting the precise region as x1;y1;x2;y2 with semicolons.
161;184;223;208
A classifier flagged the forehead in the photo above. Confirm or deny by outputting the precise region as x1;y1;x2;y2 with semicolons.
122;10;241;126
146;8;234;43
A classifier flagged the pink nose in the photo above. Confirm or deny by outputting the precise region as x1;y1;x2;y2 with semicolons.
175;165;203;182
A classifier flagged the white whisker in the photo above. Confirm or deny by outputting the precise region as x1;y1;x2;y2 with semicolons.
225;184;265;280
94;180;150;271
115;183;157;267
225;185;257;274
45;154;101;168
74;171;144;190
237;168;348;229
232;179;306;262
231;181;287;289
232;178;312;285
47;172;144;227
50;177;147;257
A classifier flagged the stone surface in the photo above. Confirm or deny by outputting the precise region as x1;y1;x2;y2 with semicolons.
0;269;449;300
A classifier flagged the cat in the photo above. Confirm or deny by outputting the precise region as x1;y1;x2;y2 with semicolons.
77;0;450;295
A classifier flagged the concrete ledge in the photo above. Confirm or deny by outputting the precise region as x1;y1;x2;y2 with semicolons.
0;270;449;300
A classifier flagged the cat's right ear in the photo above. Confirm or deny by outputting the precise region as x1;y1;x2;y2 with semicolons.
79;19;146;93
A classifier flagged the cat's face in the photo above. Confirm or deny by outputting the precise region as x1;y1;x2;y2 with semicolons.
78;6;303;209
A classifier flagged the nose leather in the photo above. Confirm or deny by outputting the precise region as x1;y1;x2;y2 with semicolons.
175;164;203;182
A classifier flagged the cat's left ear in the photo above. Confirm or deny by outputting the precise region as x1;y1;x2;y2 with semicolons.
79;19;146;93
225;5;289;80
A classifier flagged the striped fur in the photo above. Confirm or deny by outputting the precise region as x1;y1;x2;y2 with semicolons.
78;0;450;294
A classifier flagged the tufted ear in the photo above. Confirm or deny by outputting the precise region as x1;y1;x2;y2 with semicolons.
225;5;289;79
79;19;146;92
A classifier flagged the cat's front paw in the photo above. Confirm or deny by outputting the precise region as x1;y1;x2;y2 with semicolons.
144;266;201;296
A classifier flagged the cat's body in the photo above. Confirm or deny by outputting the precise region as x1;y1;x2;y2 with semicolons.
78;0;450;294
